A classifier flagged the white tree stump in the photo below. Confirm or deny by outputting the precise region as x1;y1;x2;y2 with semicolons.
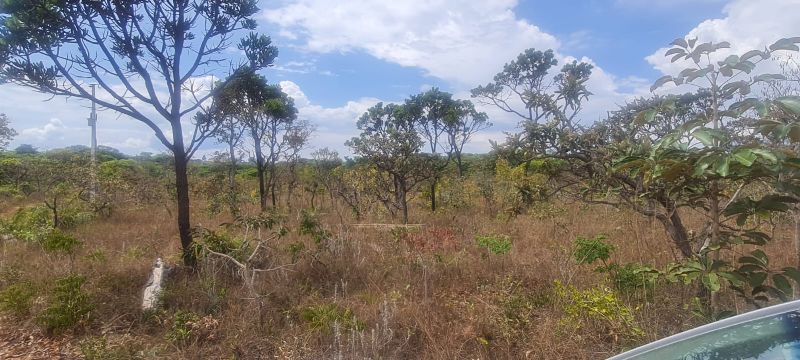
142;258;168;311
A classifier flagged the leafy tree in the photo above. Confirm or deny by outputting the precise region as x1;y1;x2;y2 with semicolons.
347;103;427;223
0;114;16;150
406;88;457;212
445;100;490;177
0;0;277;266
14;144;37;155
220;68;298;211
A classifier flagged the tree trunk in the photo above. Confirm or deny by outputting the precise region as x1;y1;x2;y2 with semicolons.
430;179;437;212
254;145;267;212
456;153;464;177
173;151;195;267
658;211;692;258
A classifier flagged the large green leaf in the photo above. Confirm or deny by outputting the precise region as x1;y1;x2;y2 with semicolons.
691;127;727;146
731;148;757;167
650;75;674;92
775;96;800;115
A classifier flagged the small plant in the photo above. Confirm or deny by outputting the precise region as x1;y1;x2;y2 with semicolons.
287;242;305;262
476;234;513;255
4;205;52;242
37;275;93;333
79;336;140;360
573;234;613;266
41;230;82;256
554;280;643;343
0;282;36;318
301;303;364;332
190;227;250;262
299;209;331;245
166;310;201;344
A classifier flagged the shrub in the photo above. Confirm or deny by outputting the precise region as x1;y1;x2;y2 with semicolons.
476;234;513;255
41;230;82;256
166;310;201;344
573;234;613;266
607;263;659;293
0;282;36;318
4;206;52;242
301;304;364;332
37;275;93;333
190;227;250;262
554;280;643;342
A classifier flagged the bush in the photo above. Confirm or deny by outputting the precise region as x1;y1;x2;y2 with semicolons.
573;234;613;266
554;280;643;342
166;310;201;344
4;206;52;242
0;282;36;318
476;234;513;255
37;275;93;333
301;304;364;332
41;230;82;256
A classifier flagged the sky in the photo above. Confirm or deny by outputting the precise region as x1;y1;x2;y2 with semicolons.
1;0;799;158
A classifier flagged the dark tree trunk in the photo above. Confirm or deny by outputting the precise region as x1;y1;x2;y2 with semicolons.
173;147;195;267
657;210;692;258
254;143;267;212
430;179;437;212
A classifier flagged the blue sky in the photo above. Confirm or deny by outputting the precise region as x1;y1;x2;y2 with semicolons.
2;0;798;157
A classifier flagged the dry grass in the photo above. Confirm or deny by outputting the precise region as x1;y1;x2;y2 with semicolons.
0;192;795;359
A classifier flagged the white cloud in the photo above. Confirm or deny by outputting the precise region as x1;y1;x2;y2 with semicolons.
20;118;67;141
646;0;800;79
278;80;382;154
262;0;559;87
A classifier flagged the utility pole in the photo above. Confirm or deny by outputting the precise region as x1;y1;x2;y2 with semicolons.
88;84;98;202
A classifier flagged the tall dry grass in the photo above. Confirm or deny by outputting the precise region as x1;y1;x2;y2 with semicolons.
0;190;795;359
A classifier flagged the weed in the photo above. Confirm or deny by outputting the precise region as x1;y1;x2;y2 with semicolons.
41;229;82;256
476;234;513;255
37;275;94;333
554;280;643;343
301;303;365;332
574;234;613;266
166;310;201;344
0;282;36;318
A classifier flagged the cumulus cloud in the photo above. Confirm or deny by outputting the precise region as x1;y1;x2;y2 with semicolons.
646;0;800;78
262;0;559;87
278;80;383;154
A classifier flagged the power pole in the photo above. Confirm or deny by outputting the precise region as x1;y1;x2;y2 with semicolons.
88;84;98;202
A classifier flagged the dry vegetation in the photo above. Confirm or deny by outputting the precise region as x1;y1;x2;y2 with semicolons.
1;186;795;359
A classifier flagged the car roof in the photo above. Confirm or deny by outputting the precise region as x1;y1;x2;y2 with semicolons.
607;300;800;359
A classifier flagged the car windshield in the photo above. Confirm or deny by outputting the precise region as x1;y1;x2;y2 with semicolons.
628;311;800;360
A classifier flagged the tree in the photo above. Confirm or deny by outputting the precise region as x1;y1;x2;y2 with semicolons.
208;88;248;216
222;69;297;211
445;100;490;177
0;114;16;150
0;1;278;266
347;103;427;223
406;88;457;212
283;120;313;209
14;144;37;155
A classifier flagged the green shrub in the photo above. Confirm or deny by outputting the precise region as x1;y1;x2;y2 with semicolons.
301;304;364;332
166;310;201;344
37;275;93;333
299;209;331;245
41;230;82;256
573;234;613;265
0;282;36;318
476;234;513;255
5;206;52;242
190;227;250;262
554;280;643;342
608;263;659;293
